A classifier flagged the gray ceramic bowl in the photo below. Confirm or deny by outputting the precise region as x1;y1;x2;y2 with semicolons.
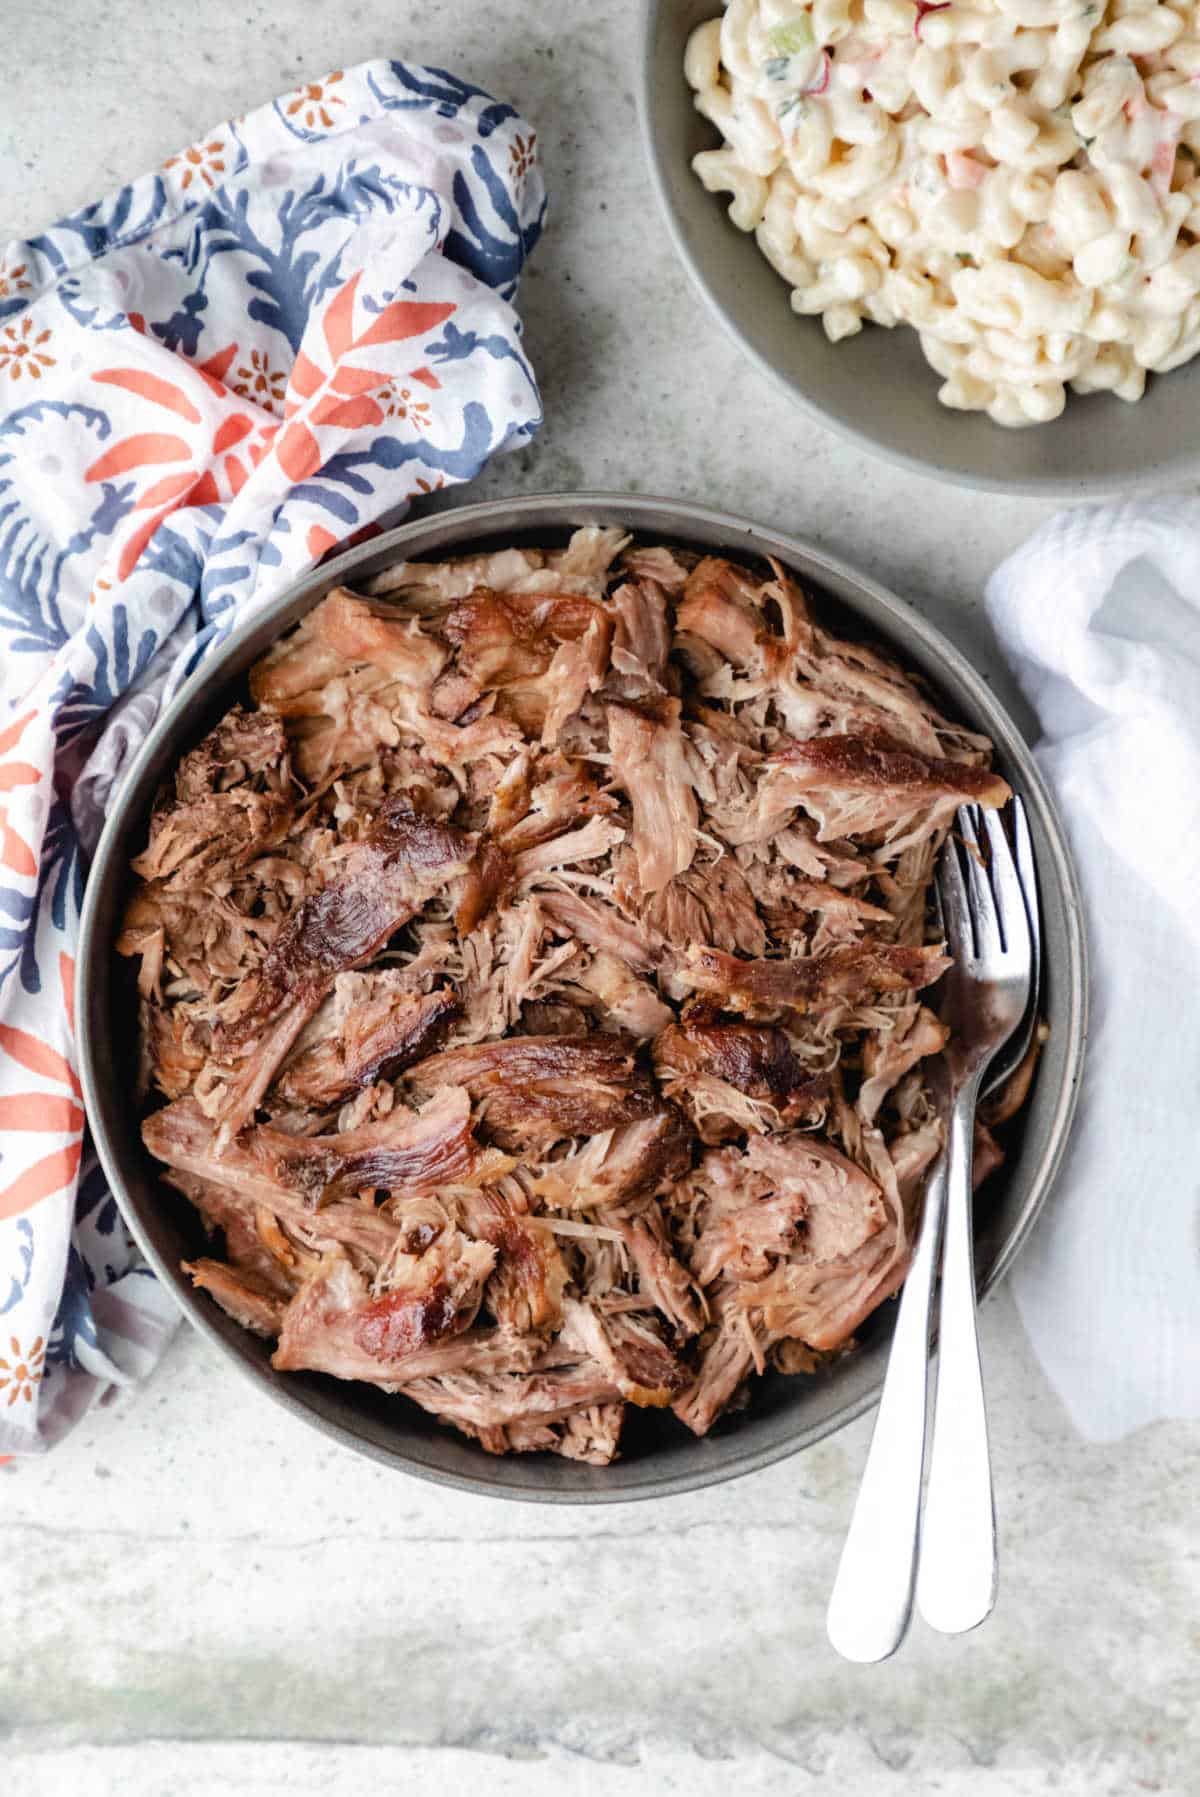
77;494;1087;1502
639;0;1200;495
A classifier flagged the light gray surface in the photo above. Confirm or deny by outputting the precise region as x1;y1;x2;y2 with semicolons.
2;3;1197;1794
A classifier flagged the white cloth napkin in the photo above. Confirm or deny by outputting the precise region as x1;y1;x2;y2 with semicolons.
986;498;1200;1441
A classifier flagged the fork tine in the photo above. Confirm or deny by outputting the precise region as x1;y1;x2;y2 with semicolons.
930;861;947;940
1010;796;1041;975
956;806;998;957
977;805;1031;964
937;820;974;962
979;797;1041;1099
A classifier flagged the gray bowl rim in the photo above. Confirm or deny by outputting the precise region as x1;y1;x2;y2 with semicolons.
77;490;1088;1503
636;0;1200;499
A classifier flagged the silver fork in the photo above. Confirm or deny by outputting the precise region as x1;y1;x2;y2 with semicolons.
978;797;1042;1107
826;800;1035;1663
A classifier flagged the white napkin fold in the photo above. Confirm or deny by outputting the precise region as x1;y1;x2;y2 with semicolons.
986;498;1200;1441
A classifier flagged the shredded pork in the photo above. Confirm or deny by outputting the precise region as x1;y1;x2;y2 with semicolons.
124;528;1025;1465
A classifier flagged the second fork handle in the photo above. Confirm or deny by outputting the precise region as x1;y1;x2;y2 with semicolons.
916;1075;998;1634
826;1151;948;1662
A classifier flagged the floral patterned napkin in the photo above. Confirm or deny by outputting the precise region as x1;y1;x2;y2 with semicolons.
0;59;545;1452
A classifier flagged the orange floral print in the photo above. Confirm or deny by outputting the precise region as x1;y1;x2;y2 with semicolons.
234;349;287;414
0;260;31;303
414;475;446;494
272;269;453;480
285;71;346;132
509;133;537;182
86;347;277;578
163;136;229;193
0;709;43;877
0;1336;46;1407
0;317;55;382
380;385;431;428
0;953;85;1222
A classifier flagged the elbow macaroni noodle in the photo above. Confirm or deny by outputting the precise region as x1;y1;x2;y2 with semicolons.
685;0;1200;424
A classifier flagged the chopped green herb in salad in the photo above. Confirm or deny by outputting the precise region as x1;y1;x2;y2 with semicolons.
767;16;815;56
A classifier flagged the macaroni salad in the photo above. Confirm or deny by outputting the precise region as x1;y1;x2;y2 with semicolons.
686;0;1200;424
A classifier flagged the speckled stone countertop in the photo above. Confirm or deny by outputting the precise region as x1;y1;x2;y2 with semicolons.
2;5;1197;1795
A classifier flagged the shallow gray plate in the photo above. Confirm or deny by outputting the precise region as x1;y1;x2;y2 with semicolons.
77;494;1087;1503
639;0;1200;496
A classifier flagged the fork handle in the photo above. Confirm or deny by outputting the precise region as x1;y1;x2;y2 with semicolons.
826;1151;948;1663
916;1080;997;1634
